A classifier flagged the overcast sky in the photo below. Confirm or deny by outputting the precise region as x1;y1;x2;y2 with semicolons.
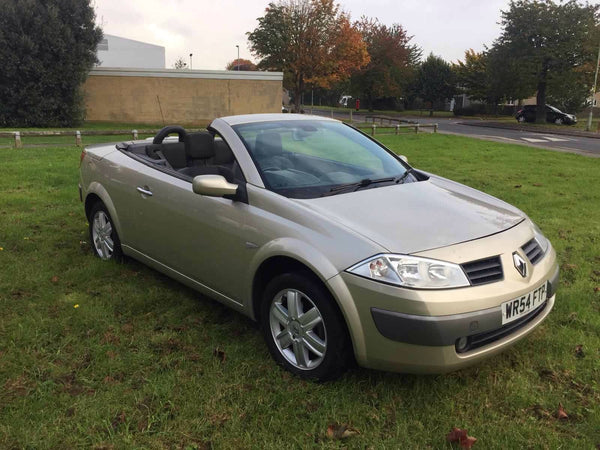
93;0;512;70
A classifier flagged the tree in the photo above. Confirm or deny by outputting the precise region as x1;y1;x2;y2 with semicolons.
226;58;257;71
454;48;527;113
173;57;188;69
247;0;369;111
351;18;421;111
491;0;600;123
0;0;102;126
454;49;488;102
415;54;456;116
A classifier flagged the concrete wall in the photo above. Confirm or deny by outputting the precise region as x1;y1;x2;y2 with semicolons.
97;35;165;69
83;68;283;125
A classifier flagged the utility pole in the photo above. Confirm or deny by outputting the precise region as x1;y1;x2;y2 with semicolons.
189;53;193;70
586;40;600;132
236;45;240;71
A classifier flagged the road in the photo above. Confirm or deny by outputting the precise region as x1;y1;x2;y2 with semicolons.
309;108;600;158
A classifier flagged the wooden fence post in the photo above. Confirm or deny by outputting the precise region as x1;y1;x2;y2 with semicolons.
415;124;420;134
371;124;376;136
132;129;138;140
330;109;334;118
395;124;400;135
434;124;438;133
75;131;82;146
349;110;353;122
14;131;22;148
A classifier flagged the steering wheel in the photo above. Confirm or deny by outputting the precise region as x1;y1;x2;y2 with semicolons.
152;126;188;145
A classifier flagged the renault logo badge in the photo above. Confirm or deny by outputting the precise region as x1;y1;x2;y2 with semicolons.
513;252;527;278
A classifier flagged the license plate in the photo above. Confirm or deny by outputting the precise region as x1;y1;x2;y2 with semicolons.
501;282;547;325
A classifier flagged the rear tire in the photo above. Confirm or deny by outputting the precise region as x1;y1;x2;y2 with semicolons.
554;117;563;125
89;202;123;261
517;115;526;123
260;272;351;381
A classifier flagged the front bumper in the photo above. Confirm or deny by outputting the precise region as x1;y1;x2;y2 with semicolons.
326;221;559;373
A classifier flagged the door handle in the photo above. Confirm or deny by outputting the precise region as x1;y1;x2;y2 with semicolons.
136;186;153;196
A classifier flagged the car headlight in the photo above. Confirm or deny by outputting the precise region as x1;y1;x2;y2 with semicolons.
346;254;470;289
532;223;549;253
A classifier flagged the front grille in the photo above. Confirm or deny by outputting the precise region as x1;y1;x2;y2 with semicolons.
461;255;503;286
522;238;544;265
456;301;548;353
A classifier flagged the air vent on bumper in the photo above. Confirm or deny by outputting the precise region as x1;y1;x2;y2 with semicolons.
522;238;544;265
461;256;503;286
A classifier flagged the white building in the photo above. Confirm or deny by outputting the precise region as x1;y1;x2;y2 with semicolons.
96;34;165;69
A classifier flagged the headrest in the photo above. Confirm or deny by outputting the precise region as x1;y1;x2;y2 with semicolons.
254;132;282;157
213;140;235;164
185;132;214;159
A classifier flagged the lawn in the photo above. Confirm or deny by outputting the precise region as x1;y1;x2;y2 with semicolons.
1;134;599;449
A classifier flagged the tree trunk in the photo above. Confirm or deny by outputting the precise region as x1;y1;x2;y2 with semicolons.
293;75;304;113
535;65;548;123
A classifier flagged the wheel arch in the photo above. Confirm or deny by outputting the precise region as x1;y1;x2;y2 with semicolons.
249;245;363;364
83;182;124;244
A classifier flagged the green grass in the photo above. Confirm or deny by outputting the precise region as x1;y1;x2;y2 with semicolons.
1;135;599;448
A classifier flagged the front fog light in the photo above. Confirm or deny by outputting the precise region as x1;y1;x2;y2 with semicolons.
456;336;470;353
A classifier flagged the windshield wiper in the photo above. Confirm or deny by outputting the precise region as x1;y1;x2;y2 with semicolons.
323;176;396;196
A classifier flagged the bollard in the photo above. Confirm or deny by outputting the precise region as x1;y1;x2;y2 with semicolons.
415;124;420;134
395;124;400;135
371;124;376;136
132;129;138;140
330;109;334;118
349;110;353;123
434;124;438;133
14;131;22;148
75;131;82;146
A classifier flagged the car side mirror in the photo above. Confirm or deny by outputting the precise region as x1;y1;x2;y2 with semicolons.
399;155;408;163
192;175;239;199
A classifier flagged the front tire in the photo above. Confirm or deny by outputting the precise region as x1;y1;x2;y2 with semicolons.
260;272;351;381
89;202;123;261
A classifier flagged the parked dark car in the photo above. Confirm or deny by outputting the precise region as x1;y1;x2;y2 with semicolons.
515;105;577;125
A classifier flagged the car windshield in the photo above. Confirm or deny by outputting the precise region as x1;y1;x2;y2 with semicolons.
546;105;561;113
232;120;411;198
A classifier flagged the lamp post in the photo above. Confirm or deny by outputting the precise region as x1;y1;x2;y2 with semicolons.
189;53;193;70
236;45;240;70
586;40;600;132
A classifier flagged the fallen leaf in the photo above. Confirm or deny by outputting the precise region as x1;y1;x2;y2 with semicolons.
111;411;126;429
461;436;477;449
564;264;577;270
326;423;359;440
74;304;79;309
514;184;522;188
106;351;117;359
574;344;584;358
532;183;543;187
213;347;226;363
556;403;568;420
447;427;468;442
594;287;599;293
447;427;477;449
51;276;59;283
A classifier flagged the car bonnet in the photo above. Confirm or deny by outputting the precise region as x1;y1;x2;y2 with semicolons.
295;176;525;254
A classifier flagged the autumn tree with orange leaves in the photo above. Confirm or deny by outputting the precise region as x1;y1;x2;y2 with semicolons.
247;0;369;111
352;18;421;111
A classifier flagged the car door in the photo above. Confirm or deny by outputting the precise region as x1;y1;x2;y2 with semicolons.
106;151;253;303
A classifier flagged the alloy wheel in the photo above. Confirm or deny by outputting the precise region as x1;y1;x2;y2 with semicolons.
269;289;327;370
92;210;114;259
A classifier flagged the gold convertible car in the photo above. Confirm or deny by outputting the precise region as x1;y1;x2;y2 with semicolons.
79;114;559;380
